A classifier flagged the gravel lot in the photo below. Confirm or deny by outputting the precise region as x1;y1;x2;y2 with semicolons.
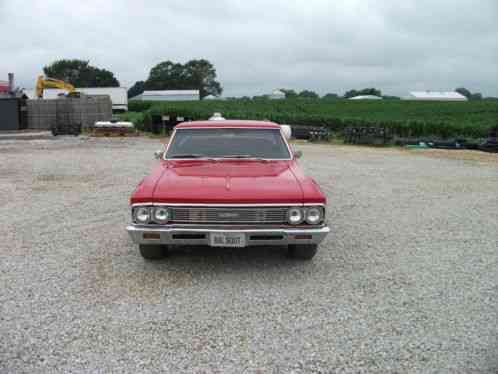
1;136;497;373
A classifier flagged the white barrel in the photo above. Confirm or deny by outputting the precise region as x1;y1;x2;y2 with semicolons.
94;121;112;127
94;121;134;128
280;124;292;140
114;122;134;128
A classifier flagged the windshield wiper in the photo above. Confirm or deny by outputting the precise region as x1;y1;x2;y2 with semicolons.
170;154;206;159
221;155;268;161
222;155;257;158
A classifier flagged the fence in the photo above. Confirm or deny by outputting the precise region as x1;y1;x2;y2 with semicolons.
27;95;112;130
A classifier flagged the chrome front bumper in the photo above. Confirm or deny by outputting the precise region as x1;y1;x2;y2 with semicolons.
126;224;330;246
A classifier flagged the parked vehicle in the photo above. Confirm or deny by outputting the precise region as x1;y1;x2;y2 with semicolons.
126;120;330;260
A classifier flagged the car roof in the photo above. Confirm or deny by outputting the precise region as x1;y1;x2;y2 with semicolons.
175;120;281;129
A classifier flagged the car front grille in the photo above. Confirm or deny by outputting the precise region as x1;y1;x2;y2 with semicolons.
169;206;289;224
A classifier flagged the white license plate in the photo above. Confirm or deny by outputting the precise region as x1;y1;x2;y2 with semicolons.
209;232;246;248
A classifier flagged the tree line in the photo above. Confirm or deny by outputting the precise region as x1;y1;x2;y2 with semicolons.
41;59;488;101
42;59;222;99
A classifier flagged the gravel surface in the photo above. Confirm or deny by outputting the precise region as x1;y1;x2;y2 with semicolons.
1;136;497;373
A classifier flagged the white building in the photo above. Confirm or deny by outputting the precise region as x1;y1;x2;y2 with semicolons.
403;91;468;101
349;95;383;100
203;94;219;100
269;89;285;100
130;90;200;102
24;87;128;111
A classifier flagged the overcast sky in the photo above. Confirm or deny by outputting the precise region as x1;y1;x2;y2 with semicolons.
1;0;497;97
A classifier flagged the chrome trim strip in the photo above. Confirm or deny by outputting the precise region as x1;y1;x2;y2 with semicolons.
131;203;326;207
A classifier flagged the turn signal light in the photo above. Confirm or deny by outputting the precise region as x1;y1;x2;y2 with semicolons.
143;233;161;240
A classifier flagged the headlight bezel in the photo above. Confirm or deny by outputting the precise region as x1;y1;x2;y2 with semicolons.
134;206;151;224
152;206;169;224
287;207;305;225
305;206;324;225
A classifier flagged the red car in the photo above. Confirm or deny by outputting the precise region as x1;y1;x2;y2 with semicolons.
127;120;329;260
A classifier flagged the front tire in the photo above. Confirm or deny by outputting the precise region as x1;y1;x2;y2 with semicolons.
288;244;318;260
139;245;168;260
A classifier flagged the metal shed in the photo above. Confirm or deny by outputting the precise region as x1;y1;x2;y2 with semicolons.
403;91;468;101
0;98;27;131
130;90;200;101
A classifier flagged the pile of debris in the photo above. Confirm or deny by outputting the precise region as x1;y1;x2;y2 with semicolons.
480;124;498;153
397;124;498;153
291;125;329;141
344;127;391;145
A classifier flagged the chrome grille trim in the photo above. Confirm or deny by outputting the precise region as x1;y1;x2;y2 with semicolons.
169;206;289;224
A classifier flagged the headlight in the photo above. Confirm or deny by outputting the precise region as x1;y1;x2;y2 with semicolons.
153;207;169;224
134;207;151;224
288;207;304;225
305;207;323;225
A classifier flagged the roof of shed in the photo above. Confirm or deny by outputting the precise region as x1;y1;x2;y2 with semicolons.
141;90;200;96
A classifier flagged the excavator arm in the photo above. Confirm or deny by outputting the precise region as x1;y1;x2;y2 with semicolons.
36;75;75;99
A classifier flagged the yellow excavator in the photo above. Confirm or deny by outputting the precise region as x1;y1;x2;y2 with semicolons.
35;75;76;99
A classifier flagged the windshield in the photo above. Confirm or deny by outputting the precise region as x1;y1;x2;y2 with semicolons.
165;128;291;159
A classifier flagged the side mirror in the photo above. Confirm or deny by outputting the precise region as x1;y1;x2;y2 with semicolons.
154;150;164;160
293;150;303;159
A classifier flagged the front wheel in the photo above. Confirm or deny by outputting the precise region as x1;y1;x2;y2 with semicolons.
139;245;168;260
288;244;318;260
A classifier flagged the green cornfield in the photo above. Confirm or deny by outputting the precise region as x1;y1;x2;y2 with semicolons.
127;99;498;139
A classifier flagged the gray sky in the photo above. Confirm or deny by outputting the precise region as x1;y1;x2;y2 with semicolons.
1;0;497;97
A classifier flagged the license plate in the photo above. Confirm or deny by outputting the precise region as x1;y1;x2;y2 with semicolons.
209;232;246;248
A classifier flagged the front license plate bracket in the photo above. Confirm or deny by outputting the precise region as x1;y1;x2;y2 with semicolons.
209;232;246;247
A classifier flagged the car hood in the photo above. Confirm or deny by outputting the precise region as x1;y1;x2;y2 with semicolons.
152;160;304;204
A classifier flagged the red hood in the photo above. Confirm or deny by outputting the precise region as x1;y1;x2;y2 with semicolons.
155;160;303;204
131;159;326;205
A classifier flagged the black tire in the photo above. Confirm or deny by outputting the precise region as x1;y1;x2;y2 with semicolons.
288;244;318;260
139;245;168;260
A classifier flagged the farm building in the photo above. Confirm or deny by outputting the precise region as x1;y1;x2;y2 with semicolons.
349;95;382;100
269;89;285;100
403;91;468;101
203;94;219;100
130;90;200;102
24;87;128;111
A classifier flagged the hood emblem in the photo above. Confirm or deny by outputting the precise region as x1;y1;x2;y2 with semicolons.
225;176;231;191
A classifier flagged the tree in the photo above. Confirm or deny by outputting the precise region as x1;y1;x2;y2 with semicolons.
43;59;119;87
184;59;222;98
128;81;145;98
323;93;339;100
455;87;482;101
280;89;298;99
144;59;222;99
298;90;319;99
344;88;381;98
455;87;471;99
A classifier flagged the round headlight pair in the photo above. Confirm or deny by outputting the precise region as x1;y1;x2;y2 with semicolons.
287;207;323;225
134;206;169;224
